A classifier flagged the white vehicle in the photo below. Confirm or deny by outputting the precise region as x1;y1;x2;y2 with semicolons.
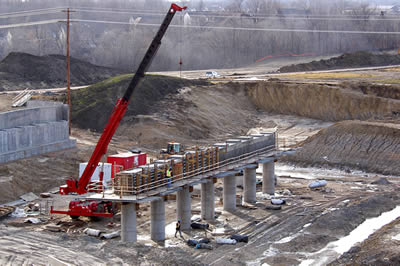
205;71;220;78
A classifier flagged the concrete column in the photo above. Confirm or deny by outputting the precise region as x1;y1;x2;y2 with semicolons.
121;203;137;242
244;167;257;203
201;180;215;220
262;162;275;195
151;198;165;241
177;186;191;230
223;175;236;211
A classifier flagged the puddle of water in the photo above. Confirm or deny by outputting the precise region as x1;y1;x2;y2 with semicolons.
300;205;400;266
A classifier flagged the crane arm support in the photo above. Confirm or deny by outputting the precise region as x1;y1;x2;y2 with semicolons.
64;3;186;195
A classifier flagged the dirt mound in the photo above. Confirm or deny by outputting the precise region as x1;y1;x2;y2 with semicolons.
288;121;400;175
246;81;400;122
71;74;207;132
0;52;123;91
279;51;400;73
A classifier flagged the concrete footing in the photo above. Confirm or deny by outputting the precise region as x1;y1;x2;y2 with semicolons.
177;186;191;230
121;203;137;242
201;180;215;220
262;162;275;195
151;199;165;241
223;175;236;211
244;167;257;203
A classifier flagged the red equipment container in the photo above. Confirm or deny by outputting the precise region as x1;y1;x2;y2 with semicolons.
107;152;147;177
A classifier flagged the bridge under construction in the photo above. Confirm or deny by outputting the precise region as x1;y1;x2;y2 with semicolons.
81;131;293;242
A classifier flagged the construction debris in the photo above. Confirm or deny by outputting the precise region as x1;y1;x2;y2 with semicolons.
371;177;391;185
216;238;237;245
230;234;249;243
309;180;328;189
271;199;286;205
195;243;213;250
100;231;120;239
191;222;209;230
83;228;102;237
24;218;41;224
0;206;15;218
40;193;51;198
20;192;39;202
265;205;282;210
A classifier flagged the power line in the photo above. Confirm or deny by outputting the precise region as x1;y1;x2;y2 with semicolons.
71;19;400;35
0;10;62;19
3;18;400;35
2;6;400;22
69;8;400;22
0;7;64;17
0;19;61;29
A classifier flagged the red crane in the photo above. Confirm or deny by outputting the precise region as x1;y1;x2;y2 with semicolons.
51;3;187;218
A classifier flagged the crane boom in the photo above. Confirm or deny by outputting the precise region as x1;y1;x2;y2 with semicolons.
60;3;187;195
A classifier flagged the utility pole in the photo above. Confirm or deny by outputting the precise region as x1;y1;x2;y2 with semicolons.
62;8;74;135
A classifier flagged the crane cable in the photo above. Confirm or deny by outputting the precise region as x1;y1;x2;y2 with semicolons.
179;10;183;78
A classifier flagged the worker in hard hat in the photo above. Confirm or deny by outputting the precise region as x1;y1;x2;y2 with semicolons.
175;220;183;238
166;167;173;187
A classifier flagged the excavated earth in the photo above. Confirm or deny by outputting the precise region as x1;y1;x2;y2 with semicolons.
279;51;400;72
0;52;124;91
1;55;400;264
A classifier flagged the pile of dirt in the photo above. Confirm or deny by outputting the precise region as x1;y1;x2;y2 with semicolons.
287;121;400;175
0;52;124;91
71;74;207;132
245;81;400;122
279;51;400;73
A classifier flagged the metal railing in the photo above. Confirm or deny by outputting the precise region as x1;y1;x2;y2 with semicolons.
109;143;276;197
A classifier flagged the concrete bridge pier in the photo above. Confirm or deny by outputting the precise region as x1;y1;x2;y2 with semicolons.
262;160;275;195
151;198;165;241
177;186;191;230
201;180;215;220
244;165;257;203
121;203;137;242
223;175;236;211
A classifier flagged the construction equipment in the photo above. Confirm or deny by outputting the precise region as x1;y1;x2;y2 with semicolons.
161;142;184;155
51;3;187;218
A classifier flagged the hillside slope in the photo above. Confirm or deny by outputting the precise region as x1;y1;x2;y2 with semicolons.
289;121;400;175
0;52;123;91
71;74;207;132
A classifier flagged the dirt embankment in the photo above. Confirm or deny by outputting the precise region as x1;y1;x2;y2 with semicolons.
0;52;124;91
246;81;400;122
71;74;207;132
344;82;400;101
279;51;400;72
288;121;400;175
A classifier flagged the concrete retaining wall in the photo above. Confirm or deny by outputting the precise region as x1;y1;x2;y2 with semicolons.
0;101;75;163
0;102;68;130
